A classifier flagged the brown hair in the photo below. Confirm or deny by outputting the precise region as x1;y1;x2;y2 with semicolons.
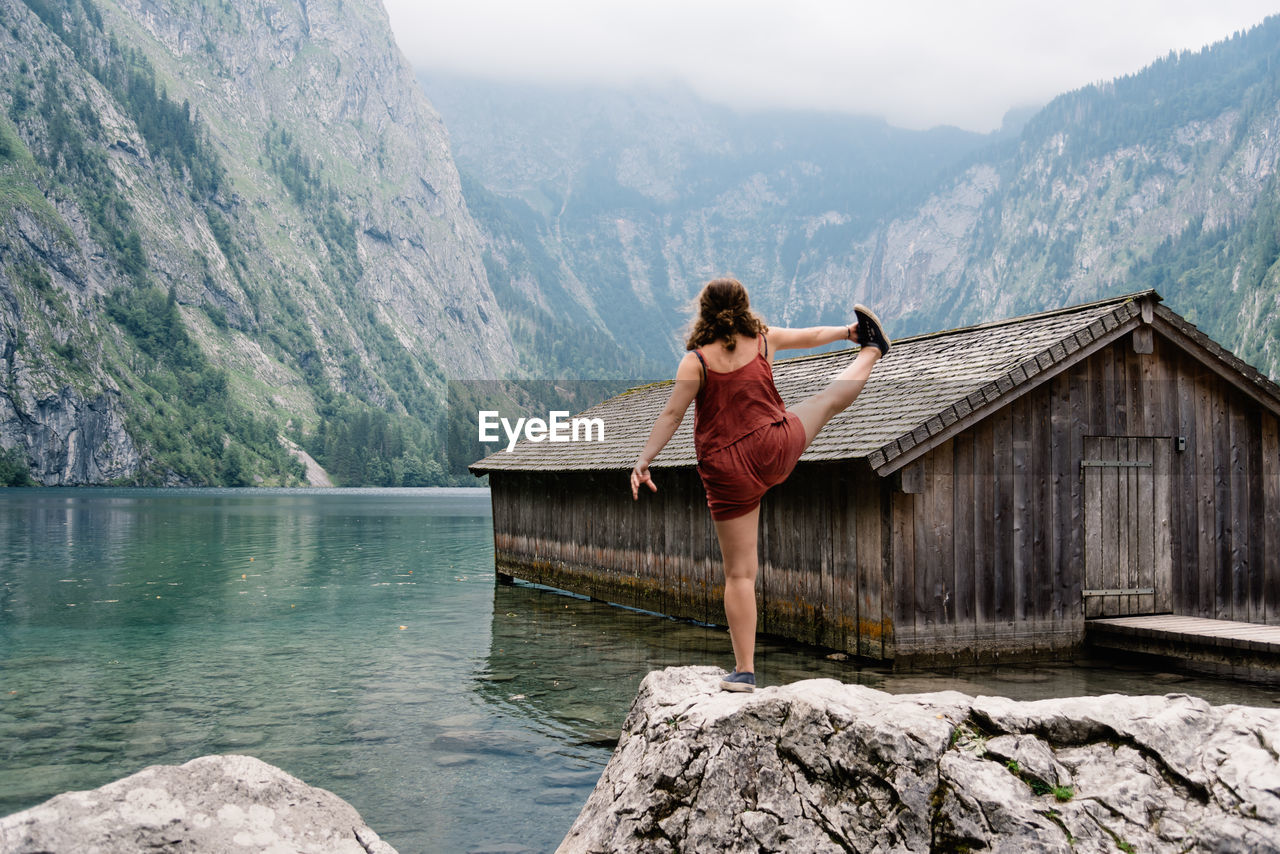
684;277;768;352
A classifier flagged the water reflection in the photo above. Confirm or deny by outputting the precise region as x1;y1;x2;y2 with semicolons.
2;487;1278;854
480;578;1280;751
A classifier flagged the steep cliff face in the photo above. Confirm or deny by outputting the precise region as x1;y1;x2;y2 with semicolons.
840;23;1280;377
433;18;1280;379
425;74;989;366
0;0;513;484
104;0;509;376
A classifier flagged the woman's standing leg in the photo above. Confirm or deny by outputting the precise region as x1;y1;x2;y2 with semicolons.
713;506;762;674
788;347;881;448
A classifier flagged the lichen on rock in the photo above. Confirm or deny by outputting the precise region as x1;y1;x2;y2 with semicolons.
0;754;397;854
558;666;1280;853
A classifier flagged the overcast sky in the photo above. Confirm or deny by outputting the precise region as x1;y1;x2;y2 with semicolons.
382;1;1279;132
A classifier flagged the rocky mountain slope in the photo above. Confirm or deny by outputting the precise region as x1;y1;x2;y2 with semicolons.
842;16;1280;377
7;3;1278;485
429;17;1280;379
0;0;513;485
424;74;994;367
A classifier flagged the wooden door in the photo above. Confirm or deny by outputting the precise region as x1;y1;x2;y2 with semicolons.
1082;437;1173;617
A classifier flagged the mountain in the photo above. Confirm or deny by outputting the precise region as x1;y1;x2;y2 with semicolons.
7;3;1278;487
422;74;993;367
425;17;1280;380
844;17;1280;377
0;0;521;485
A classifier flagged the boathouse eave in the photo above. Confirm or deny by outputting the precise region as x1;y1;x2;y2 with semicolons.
469;288;1280;478
869;294;1280;478
869;297;1149;477
470;291;1160;476
1148;304;1280;420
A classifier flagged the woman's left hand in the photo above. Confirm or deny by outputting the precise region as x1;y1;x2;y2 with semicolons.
631;461;657;500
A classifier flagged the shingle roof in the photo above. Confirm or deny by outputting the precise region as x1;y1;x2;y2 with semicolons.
470;289;1277;475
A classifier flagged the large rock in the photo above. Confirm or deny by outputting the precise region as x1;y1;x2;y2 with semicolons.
0;755;397;854
559;666;1280;853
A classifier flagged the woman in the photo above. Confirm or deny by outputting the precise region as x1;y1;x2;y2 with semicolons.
629;277;889;692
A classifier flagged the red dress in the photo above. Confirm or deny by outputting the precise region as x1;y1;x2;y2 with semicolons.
693;336;807;521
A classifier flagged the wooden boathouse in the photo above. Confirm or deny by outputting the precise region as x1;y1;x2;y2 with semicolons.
471;291;1280;664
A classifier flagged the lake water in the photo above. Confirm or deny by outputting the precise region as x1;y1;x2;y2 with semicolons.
2;487;1278;853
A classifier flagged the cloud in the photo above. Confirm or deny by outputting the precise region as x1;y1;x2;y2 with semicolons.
384;0;1278;132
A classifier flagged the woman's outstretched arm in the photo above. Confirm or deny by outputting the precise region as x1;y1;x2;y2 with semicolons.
767;324;855;353
631;352;703;499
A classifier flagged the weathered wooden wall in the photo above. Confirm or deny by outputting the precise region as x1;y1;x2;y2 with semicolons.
891;330;1280;662
489;327;1280;664
490;459;893;656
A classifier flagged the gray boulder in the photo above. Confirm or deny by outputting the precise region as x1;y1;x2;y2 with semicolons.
0;754;396;854
559;666;1280;853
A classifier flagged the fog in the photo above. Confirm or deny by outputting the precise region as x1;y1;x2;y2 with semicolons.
383;0;1277;132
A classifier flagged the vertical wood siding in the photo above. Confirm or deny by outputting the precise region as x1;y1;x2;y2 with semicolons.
890;331;1280;661
490;329;1280;663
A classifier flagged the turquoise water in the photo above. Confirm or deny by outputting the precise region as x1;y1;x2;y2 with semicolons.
2;488;1278;853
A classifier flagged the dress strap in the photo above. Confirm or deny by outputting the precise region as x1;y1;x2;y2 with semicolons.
761;334;768;359
693;349;707;384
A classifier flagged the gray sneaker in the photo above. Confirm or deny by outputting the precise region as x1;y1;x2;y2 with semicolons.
853;304;891;355
720;670;756;693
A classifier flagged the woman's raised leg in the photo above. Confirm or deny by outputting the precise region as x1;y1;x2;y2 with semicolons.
713;506;762;675
788;346;881;448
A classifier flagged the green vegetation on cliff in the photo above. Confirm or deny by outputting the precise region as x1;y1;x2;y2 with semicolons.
8;0;302;484
2;0;495;486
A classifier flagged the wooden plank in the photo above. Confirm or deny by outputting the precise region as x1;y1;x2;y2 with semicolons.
892;491;916;655
1229;407;1250;624
759;487;778;637
1065;368;1086;624
822;475;837;648
1113;435;1128;616
914;454;935;641
1084;436;1103;619
1248;415;1265;627
1136;438;1155;615
1107;343;1125;436
827;469;847;653
855;469;882;658
880;487;895;657
1048;374;1068;627
664;470;683;619
953;431;976;657
1132;436;1145;614
974;420;996;630
993;406;1015;626
1031;386;1052;634
936;440;957;649
1102;436;1120;616
1212;383;1231;621
900;462;925;494
1196;372;1216;618
1175;360;1198;615
1154;437;1173;614
1012;399;1031;624
1265;416;1280;625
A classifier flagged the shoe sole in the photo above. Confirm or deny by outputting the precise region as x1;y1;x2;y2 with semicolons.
853;303;891;354
719;680;755;693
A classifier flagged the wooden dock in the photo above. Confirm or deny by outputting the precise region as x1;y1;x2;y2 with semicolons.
1087;615;1280;671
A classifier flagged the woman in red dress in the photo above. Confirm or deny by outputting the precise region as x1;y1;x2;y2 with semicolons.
630;277;889;692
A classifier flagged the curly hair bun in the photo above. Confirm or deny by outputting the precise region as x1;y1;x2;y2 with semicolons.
685;277;768;352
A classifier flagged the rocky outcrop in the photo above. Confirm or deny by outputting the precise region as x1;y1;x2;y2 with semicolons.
0;0;519;484
0;385;139;485
0;754;397;853
560;666;1280;853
